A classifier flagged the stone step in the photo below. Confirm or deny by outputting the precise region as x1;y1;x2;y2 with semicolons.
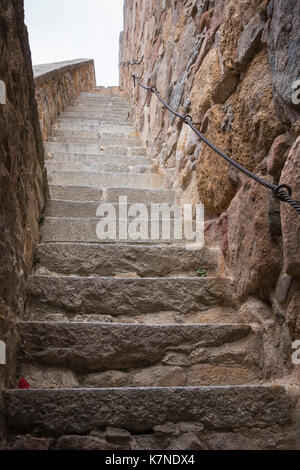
35;243;219;277
3;387;294;443
48;186;175;203
57;117;133;126
47;171;164;190
45;153;148;167
103;187;176;203
45;141;146;156
26;276;234;317
43;200;178;218
51;130;141;146
71;104;130;113
63;110;131;119
60;112;131;122
79;93;129;100
81;94;127;99
45;160;152;174
39;217;199;243
28;306;241;325
54;122;135;134
70;104;132;112
80;92;129;101
18;322;262;387
49;136;100;145
49;185;102;202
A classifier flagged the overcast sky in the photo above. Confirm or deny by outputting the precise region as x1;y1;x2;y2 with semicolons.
24;0;124;86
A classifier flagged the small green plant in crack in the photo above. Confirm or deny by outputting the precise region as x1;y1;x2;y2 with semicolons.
33;253;40;265
39;213;45;223
196;269;207;278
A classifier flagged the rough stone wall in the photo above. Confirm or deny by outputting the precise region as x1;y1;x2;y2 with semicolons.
120;0;300;382
0;0;48;447
34;59;96;141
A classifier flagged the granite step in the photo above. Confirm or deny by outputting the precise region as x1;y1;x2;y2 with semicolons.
45;153;148;167
45;141;147;156
26;276;234;317
70;104;132;112
18;322;262;387
60;112;131;121
43;200;179;218
34;242;219;277
45;160;152;174
3;387;294;441
51;130;141;146
57;117;133;126
48;186;176;203
63;111;131;119
39;216;200;243
54;122;136;134
47;171;164;190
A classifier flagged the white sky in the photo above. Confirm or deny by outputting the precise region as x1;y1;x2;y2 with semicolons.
24;0;124;86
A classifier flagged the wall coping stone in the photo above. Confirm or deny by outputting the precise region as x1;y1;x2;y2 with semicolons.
33;59;94;85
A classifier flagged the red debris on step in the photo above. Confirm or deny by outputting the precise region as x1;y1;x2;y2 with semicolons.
18;377;30;389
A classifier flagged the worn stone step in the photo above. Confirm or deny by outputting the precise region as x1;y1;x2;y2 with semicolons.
39;216;200;243
51;130;141;146
104;187;176;203
18;322;262;387
57;117;133;127
29;306;240;325
48;185;101;202
68;110;131;118
68;102;131;109
76;96;130;103
43;201;178;218
77;96;130;102
26;276;234;317
80;92;129;100
47;171;164;189
49;136;100;145
48;186;175;203
45;153;148;167
60;112;130;122
79;93;129;100
54;122;136;134
3;387;294;439
35;243;219;277
45;141;146;156
46;160;152;174
70;105;132;113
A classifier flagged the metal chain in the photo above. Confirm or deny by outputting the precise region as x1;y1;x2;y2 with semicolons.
132;74;300;215
120;56;144;67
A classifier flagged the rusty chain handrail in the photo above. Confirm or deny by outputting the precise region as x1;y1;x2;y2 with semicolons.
132;74;300;215
120;56;144;67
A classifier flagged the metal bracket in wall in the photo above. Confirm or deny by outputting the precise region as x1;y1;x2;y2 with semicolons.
0;340;6;365
0;80;6;104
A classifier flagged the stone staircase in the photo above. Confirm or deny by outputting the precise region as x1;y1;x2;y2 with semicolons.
3;87;297;450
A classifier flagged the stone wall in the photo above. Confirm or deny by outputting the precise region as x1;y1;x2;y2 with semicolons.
0;5;96;447
0;0;47;448
120;0;300;382
34;59;96;141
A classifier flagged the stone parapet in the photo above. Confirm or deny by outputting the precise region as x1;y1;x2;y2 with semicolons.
34;59;96;141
